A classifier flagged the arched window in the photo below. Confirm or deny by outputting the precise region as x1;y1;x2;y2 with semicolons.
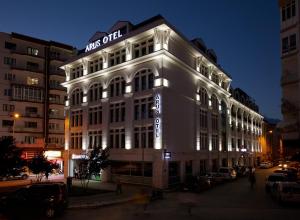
211;94;218;111
199;88;208;107
109;76;125;98
133;69;154;92
89;83;103;102
71;88;83;106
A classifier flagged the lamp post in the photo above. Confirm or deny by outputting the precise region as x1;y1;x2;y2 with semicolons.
12;113;20;139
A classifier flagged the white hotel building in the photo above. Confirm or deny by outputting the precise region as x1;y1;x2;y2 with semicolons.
61;15;263;188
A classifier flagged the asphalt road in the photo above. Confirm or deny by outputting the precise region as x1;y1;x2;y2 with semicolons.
1;168;299;220
55;167;300;220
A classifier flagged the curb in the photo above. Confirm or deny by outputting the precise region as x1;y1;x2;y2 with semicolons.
68;197;136;209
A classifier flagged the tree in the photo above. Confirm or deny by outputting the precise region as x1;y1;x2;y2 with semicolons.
28;152;58;182
0;136;25;177
79;147;110;189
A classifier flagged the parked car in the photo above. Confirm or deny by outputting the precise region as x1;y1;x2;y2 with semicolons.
206;172;225;185
272;181;300;204
260;161;273;169
274;168;298;181
0;182;68;218
218;167;237;180
265;173;288;192
181;175;211;192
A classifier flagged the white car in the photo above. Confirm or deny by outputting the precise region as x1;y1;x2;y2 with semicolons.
273;182;300;203
265;173;288;192
260;162;273;169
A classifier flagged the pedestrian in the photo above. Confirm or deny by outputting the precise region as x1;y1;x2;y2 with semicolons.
116;176;122;195
45;171;49;180
249;172;256;189
74;167;78;179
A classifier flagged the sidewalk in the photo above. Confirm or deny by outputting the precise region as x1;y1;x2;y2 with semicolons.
68;180;146;209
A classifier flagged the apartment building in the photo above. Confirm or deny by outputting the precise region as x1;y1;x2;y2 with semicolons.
279;0;300;156
0;32;75;166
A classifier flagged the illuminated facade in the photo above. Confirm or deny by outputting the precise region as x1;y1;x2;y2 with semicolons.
62;15;263;188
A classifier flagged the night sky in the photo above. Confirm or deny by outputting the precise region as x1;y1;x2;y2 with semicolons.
0;0;280;119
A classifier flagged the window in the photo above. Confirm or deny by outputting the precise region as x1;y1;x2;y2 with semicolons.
109;128;125;148
212;73;219;85
109;77;125;97
88;130;102;149
4;73;15;81
49;109;60;118
70;110;83;127
134;97;154;120
282;0;296;22
89;57;103;74
48;137;64;145
12;85;43;102
212;114;218;131
24;136;35;144
199;88;208;107
27;77;39;85
71;88;83;106
5;42;16;50
24;121;37;128
200;109;207;129
70;65;83;80
211;94;218;111
200;64;208;77
133;38;154;59
89;106;102;125
109;49;126;67
109;102;125;123
2;120;13;127
4;57;16;66
200;132;208;150
200;160;207;175
4;89;12;96
50;51;61;60
282;34;297;54
48;123;59;130
212;134;218;151
27;47;39;56
134;126;153;148
49;80;62;89
26;62;39;71
89;83;103;102
25;107;38;115
49;94;61;104
3;104;14;112
133;69;154;92
70;132;82;149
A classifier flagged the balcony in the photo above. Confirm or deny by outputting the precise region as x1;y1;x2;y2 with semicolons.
10;64;44;74
11;49;44;60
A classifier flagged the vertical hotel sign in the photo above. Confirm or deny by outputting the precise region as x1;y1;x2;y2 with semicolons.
154;93;162;149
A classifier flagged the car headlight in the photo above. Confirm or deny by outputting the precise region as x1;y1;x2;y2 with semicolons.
283;164;287;168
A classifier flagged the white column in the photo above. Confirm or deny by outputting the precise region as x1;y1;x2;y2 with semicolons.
125;40;132;61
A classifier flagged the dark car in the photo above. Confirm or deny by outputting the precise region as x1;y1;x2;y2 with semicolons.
1;182;68;218
181;175;211;192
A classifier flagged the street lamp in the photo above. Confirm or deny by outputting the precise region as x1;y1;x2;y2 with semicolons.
12;113;20;139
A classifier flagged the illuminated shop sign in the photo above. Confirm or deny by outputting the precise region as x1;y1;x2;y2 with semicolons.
85;30;123;52
44;151;61;158
154;94;161;138
154;93;162;149
71;154;89;160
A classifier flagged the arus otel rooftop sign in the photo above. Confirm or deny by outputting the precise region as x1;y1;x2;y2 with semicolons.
85;30;123;52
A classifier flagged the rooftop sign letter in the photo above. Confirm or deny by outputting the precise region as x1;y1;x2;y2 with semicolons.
85;30;123;53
